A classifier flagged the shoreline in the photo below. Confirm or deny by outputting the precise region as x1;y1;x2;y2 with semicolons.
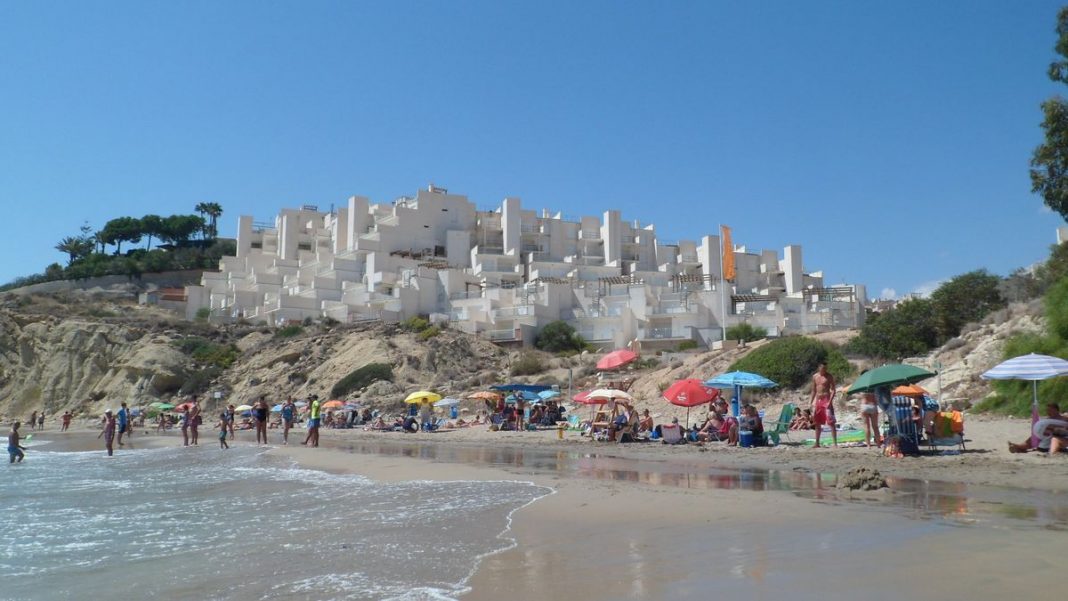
28;421;1068;601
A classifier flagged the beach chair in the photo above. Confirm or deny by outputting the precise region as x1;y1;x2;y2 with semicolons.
660;423;685;445
567;414;581;431
886;395;922;454
763;403;795;446
926;410;965;452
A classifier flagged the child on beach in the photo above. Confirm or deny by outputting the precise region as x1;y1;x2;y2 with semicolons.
217;419;229;449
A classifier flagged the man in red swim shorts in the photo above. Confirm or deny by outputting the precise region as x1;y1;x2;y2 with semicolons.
810;362;837;448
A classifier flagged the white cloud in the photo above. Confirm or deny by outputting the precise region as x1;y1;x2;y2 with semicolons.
911;279;945;298
879;288;898;300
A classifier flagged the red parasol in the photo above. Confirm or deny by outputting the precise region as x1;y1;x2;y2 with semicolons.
596;349;638;371
662;379;720;425
173;402;195;412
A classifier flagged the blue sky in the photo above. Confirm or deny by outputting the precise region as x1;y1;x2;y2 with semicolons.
1;1;1065;298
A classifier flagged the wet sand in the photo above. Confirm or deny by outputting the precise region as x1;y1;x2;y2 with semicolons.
30;420;1068;600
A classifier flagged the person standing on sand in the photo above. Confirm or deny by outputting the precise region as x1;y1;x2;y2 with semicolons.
98;410;116;457
810;362;838;448
61;411;72;432
253;396;269;445
28;411;37;432
859;390;882;448
303;395;321;447
117;402;130;447
37;412;45;431
8;422;26;464
281;397;296;445
187;396;201;446
180;407;190;446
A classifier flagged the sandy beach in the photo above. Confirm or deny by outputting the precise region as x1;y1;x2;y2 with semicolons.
28;416;1068;600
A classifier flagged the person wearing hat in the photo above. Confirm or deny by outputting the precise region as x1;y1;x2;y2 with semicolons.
97;410;117;457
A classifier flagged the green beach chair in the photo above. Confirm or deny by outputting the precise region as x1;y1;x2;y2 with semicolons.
763;403;795;446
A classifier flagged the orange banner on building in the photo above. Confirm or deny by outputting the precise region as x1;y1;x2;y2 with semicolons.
721;225;735;282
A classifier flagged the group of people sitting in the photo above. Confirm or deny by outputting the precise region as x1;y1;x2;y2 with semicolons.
687;400;764;445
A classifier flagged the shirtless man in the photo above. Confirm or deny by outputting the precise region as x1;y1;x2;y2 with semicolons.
8;422;26;464
810;363;837;448
61;411;72;432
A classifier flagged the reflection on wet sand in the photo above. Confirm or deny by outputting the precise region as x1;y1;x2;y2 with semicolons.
331;440;1068;527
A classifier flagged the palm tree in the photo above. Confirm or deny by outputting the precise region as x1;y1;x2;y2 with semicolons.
194;202;209;240
55;236;90;265
203;202;223;239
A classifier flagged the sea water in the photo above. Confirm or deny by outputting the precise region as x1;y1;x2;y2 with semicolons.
0;444;548;601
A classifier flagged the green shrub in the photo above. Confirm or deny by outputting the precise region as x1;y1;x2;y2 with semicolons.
676;340;699;351
632;357;660;369
417;325;441;341
730;337;853;390
274;324;304;339
726;323;765;343
845;298;939;360
401;316;431;333
535;321;586;353
331;363;394;398
180;366;222;394
195;307;211;321
173;337;240;368
974;276;1068;415
510;352;546;376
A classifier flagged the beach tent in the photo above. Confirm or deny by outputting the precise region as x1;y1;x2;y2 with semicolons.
705;371;777;417
982;353;1068;448
491;383;553;394
596;349;638;371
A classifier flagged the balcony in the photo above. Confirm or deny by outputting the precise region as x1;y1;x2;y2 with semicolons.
485;328;520;341
679;253;699;263
650;302;691;315
493;305;535;318
578;230;601;240
643;326;689;339
449;290;483;300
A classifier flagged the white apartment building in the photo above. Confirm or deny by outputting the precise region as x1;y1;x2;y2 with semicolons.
185;186;867;348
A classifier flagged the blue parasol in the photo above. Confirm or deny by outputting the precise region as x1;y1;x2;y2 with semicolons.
705;371;778;417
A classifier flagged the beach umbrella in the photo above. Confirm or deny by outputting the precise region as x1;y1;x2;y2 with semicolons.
271;404;283;412
173;402;195;412
405;391;442;404
981;353;1068;448
490;383;553;393
235;404;253;412
538;390;560;400
150;402;175;410
663;379;721;425
847;364;935;394
705;371;778;417
572;391;601;405
294;400;308;408
505;390;540;404
596;349;638;371
891;384;928;396
434;397;462;407
585;389;633;402
467;391;502;401
321;400;345;410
